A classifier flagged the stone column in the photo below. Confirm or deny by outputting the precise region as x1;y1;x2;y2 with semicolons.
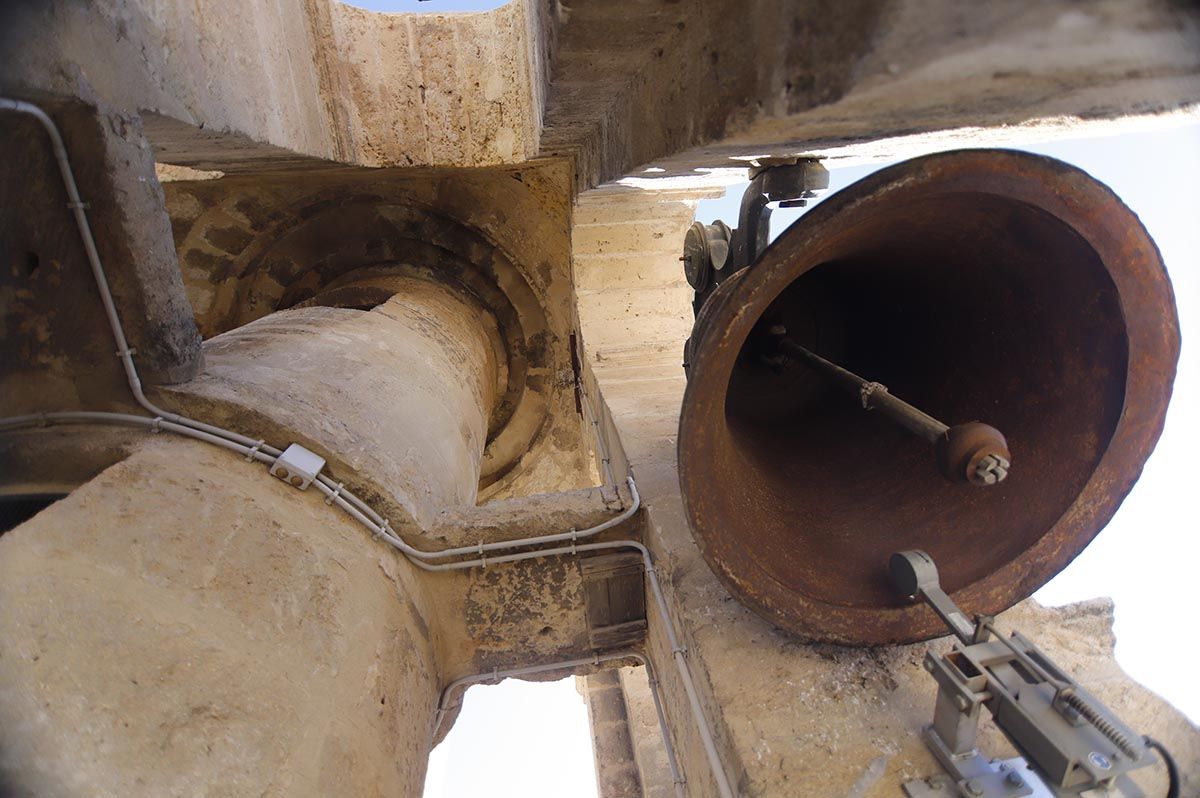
582;670;645;798
0;277;497;796
0;105;203;423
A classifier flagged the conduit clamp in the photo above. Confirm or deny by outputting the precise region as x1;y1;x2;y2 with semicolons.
569;527;579;555
66;200;89;210
244;439;265;463
478;540;488;568
114;346;136;359
375;519;392;541
324;482;344;506
150;416;164;434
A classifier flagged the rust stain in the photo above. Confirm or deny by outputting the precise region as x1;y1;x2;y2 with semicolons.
678;149;1180;645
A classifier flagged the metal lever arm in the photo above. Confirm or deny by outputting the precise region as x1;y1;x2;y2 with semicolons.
890;550;976;643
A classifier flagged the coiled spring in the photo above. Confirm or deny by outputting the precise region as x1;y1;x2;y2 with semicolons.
1061;691;1140;761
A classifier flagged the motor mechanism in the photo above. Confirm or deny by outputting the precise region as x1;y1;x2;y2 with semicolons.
893;550;1171;798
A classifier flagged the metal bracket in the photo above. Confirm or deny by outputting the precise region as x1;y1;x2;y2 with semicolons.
903;758;1046;798
682;157;829;377
893;551;1150;798
683;157;829;319
244;439;265;463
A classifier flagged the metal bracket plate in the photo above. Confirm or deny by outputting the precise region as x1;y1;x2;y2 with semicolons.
903;758;1048;798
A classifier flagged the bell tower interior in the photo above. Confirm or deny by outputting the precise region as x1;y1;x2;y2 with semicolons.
1;1;1197;796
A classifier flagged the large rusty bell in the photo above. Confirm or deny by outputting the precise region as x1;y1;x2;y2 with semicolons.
678;149;1180;645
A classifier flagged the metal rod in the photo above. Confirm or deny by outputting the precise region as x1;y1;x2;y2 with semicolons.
980;622;1068;692
777;339;948;443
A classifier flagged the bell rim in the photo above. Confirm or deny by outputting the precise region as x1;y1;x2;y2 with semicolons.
678;148;1180;645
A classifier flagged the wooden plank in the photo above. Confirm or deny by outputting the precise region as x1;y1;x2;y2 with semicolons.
589;619;647;650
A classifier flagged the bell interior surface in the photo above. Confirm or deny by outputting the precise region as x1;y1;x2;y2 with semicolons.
678;149;1180;645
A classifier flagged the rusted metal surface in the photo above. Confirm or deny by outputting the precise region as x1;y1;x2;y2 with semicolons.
678;149;1180;645
937;421;1011;487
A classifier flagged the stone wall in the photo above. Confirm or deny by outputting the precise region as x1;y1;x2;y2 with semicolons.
322;0;546;167
161;159;593;500
582;670;646;798
0;0;552;171
3;0;1200;795
0;274;643;794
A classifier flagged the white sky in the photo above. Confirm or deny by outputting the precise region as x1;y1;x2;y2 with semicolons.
342;0;510;11
423;677;596;797
425;123;1200;798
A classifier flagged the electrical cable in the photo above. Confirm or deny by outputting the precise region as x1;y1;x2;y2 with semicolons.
1143;736;1180;798
0;97;737;798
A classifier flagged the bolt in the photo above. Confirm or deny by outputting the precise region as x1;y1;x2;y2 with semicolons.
1006;770;1024;787
972;453;1010;485
965;778;984;796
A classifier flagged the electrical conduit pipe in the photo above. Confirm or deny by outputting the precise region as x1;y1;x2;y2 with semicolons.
0;97;736;798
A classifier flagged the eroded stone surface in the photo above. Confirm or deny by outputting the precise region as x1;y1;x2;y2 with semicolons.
162;160;594;500
0;105;202;424
163;286;497;529
0;0;551;171
582;670;646;798
0;437;440;797
2;2;1199;795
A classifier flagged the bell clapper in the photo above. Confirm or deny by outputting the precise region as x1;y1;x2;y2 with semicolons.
771;332;1011;486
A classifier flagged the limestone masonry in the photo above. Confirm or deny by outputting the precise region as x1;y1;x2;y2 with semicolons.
1;2;1198;797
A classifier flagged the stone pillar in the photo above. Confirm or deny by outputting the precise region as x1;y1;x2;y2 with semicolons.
582;670;645;798
0;105;203;424
58;105;205;385
617;666;680;798
0;277;498;795
162;277;499;527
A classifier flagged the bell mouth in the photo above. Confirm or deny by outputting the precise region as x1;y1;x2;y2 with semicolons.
679;149;1179;644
